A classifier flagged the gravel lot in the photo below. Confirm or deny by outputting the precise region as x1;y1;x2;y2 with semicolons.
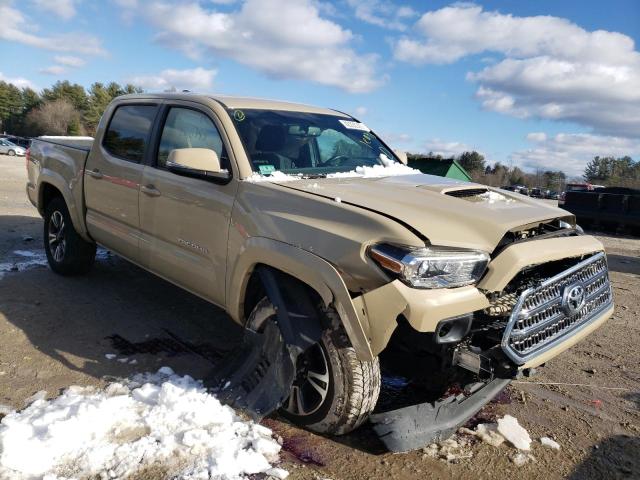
0;153;638;479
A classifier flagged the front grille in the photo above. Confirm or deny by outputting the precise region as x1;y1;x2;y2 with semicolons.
502;252;613;364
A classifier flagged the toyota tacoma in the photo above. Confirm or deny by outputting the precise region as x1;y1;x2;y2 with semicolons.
26;93;613;451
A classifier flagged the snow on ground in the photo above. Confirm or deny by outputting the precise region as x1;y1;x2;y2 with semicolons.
0;367;287;480
0;250;49;278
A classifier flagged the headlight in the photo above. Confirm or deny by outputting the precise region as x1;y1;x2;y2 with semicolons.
369;243;489;289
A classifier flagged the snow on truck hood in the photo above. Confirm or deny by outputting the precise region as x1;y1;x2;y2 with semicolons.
267;172;570;252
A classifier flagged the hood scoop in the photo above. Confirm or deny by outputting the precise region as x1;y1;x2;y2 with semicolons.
444;188;490;198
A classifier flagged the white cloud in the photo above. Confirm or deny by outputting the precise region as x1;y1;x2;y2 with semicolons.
393;4;640;138
353;106;368;117
128;67;218;91
115;0;384;93
0;72;36;90
54;55;86;67
31;0;78;20
346;0;417;31
39;65;66;75
511;132;640;176
423;138;480;158
0;2;105;55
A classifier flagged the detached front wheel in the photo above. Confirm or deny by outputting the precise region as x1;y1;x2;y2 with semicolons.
44;197;96;275
248;297;381;435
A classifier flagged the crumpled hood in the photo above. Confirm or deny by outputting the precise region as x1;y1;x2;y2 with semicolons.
273;173;572;252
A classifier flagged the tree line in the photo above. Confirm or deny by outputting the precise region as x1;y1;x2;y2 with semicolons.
0;80;141;137
411;151;568;191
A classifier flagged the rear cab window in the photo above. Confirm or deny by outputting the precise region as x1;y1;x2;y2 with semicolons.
103;105;158;162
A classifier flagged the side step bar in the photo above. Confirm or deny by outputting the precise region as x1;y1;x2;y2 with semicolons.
369;378;511;452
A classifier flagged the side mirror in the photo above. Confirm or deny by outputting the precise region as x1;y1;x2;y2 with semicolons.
166;148;230;182
394;150;408;165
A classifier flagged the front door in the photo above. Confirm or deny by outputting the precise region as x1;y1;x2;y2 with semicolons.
138;104;238;305
84;103;159;261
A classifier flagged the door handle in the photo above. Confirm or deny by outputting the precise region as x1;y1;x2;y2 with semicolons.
141;184;161;197
86;168;103;179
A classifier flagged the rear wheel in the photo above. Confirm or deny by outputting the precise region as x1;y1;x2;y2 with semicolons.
44;197;96;275
248;297;381;435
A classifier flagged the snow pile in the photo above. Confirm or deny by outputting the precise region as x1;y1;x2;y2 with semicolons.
0;367;287;480
540;436;561;450
0;250;48;278
327;154;420;179
422;436;473;463
477;190;515;204
497;415;532;451
244;171;302;183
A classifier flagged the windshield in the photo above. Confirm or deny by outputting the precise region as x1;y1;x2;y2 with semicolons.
229;109;399;177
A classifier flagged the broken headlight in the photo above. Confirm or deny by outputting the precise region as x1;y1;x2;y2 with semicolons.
369;243;489;289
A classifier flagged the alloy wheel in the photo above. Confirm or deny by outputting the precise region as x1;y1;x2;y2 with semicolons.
48;210;66;262
284;343;330;416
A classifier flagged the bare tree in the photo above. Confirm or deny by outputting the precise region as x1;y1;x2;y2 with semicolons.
26;99;85;136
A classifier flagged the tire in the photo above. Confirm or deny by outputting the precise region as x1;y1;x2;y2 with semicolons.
7;150;15;156
248;297;381;435
44;196;96;275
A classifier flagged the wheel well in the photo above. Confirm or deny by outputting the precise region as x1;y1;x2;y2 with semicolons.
41;183;63;211
242;264;324;325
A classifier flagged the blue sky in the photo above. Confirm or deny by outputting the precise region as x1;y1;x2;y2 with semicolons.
1;0;639;177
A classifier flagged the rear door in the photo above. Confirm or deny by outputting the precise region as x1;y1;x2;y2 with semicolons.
84;102;159;261
138;102;238;305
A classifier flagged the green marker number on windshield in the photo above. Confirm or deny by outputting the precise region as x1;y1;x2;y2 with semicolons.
234;110;245;122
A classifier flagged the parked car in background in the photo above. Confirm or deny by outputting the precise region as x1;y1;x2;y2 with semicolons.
545;190;560;200
5;136;31;149
559;183;604;205
530;187;544;198
0;138;26;156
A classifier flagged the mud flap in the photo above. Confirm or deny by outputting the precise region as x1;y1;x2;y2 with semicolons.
369;378;511;452
210;266;324;420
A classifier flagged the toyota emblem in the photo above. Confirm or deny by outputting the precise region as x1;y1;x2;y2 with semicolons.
562;283;586;315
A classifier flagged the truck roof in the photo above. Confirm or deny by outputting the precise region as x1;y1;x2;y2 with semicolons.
116;92;351;117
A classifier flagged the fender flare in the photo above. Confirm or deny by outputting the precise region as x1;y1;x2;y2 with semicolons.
226;236;374;361
37;170;91;242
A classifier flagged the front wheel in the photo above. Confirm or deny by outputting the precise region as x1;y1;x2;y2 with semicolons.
7;150;16;156
44;197;96;275
248;297;381;435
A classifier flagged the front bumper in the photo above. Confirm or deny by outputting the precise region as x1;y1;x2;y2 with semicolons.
355;235;611;364
370;377;511;452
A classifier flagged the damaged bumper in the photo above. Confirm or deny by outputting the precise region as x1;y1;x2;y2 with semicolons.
370;378;511;452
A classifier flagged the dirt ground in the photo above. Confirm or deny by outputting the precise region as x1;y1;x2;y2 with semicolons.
0;153;638;479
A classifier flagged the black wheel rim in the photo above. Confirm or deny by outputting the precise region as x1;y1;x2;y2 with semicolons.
48;210;66;262
284;343;330;417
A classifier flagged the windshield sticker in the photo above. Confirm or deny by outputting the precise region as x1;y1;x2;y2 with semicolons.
258;164;276;175
359;132;374;149
233;110;245;122
339;119;370;131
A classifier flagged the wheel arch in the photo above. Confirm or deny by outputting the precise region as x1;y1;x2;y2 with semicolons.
37;174;91;241
226;237;374;361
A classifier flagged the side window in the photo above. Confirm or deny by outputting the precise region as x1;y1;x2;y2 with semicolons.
103;105;157;163
157;108;227;169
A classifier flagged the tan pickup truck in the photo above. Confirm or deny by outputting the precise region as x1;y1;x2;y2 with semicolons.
26;93;613;451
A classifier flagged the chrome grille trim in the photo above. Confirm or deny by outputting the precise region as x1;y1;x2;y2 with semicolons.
501;252;613;364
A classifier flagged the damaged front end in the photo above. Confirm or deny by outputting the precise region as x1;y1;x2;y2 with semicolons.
368;243;613;452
